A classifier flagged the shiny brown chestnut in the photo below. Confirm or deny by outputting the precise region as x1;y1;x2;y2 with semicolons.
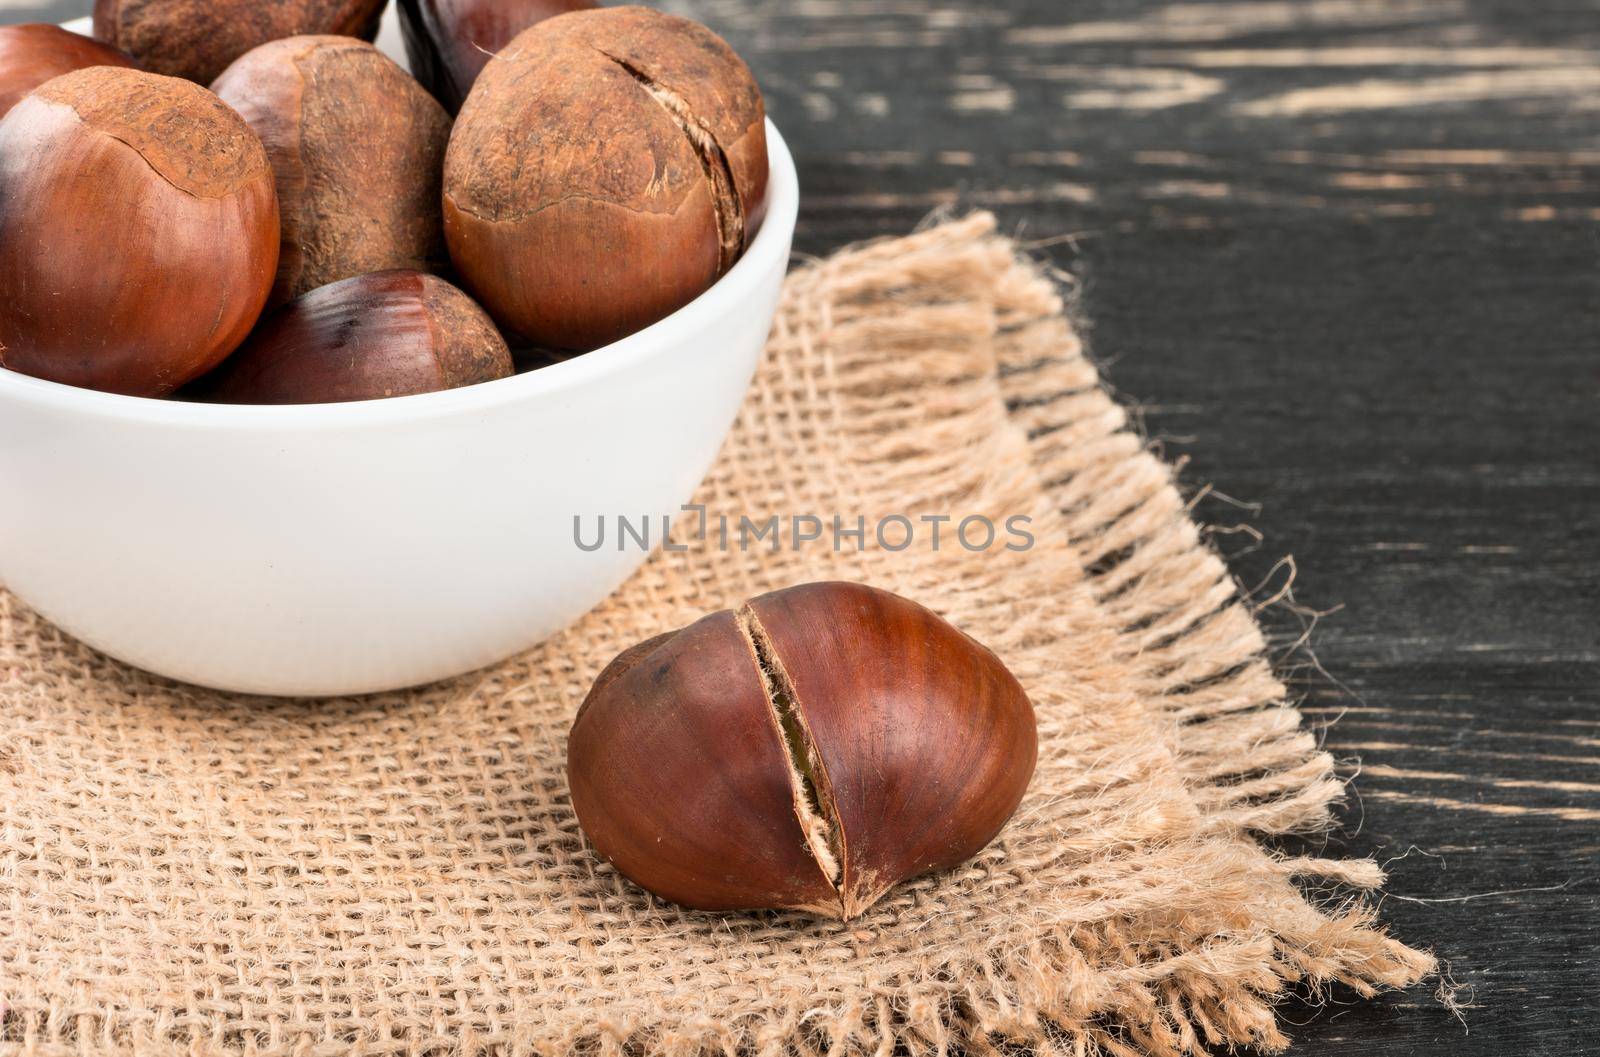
200;270;512;404
397;0;595;114
0;67;278;397
93;0;387;85
0;24;138;119
443;6;768;352
213;36;453;306
567;582;1038;919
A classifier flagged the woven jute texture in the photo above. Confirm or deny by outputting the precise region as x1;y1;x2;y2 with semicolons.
0;214;1431;1057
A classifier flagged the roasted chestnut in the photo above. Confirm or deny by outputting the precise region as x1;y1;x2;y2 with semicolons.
200;270;512;404
212;36;453;306
0;24;138;119
398;0;596;113
93;0;388;85
567;582;1038;919
443;6;767;352
0;67;278;397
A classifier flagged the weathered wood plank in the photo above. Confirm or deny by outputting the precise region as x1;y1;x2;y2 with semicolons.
672;2;1600;1051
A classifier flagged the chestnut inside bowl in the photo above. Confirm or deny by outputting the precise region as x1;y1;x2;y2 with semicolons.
0;15;798;696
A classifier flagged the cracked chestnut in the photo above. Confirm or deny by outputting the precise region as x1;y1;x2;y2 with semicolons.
443;6;767;352
567;582;1038;919
0;24;138;120
0;66;278;397
199;270;512;404
93;0;388;85
397;0;596;114
213;36;453;306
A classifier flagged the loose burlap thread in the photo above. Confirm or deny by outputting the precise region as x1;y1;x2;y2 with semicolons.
0;214;1431;1057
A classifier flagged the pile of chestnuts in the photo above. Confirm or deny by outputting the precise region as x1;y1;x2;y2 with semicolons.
0;1;767;403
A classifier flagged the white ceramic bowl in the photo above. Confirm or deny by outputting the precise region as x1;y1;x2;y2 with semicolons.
0;18;798;696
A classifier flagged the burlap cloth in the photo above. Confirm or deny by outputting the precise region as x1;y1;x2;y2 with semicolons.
0;214;1432;1057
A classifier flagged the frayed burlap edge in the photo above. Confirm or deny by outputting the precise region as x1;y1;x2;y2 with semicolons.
738;214;1435;1057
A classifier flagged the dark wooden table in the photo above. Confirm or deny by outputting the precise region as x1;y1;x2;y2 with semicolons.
9;1;1599;1053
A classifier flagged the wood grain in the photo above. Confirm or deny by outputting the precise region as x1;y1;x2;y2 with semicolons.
9;0;1600;1053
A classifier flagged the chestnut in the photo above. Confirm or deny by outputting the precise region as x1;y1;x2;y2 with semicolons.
443;6;768;352
0;67;278;397
93;0;387;86
212;36;453;306
0;24;138;119
398;0;596;114
200;270;512;404
567;582;1038;919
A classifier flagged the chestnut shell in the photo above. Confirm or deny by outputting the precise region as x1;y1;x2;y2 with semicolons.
568;582;1038;919
0;24;138;120
93;0;387;85
0;66;279;397
443;6;767;352
200;270;512;405
397;0;596;114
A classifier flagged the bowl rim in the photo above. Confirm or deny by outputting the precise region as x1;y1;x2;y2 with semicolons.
0;114;799;430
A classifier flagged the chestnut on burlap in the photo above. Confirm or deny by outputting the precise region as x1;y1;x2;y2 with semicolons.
0;214;1432;1057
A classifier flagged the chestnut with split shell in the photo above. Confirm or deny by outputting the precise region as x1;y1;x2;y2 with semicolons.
397;0;596;114
0;66;279;397
567;581;1038;919
199;270;512;405
0;24;138;120
443;6;768;352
